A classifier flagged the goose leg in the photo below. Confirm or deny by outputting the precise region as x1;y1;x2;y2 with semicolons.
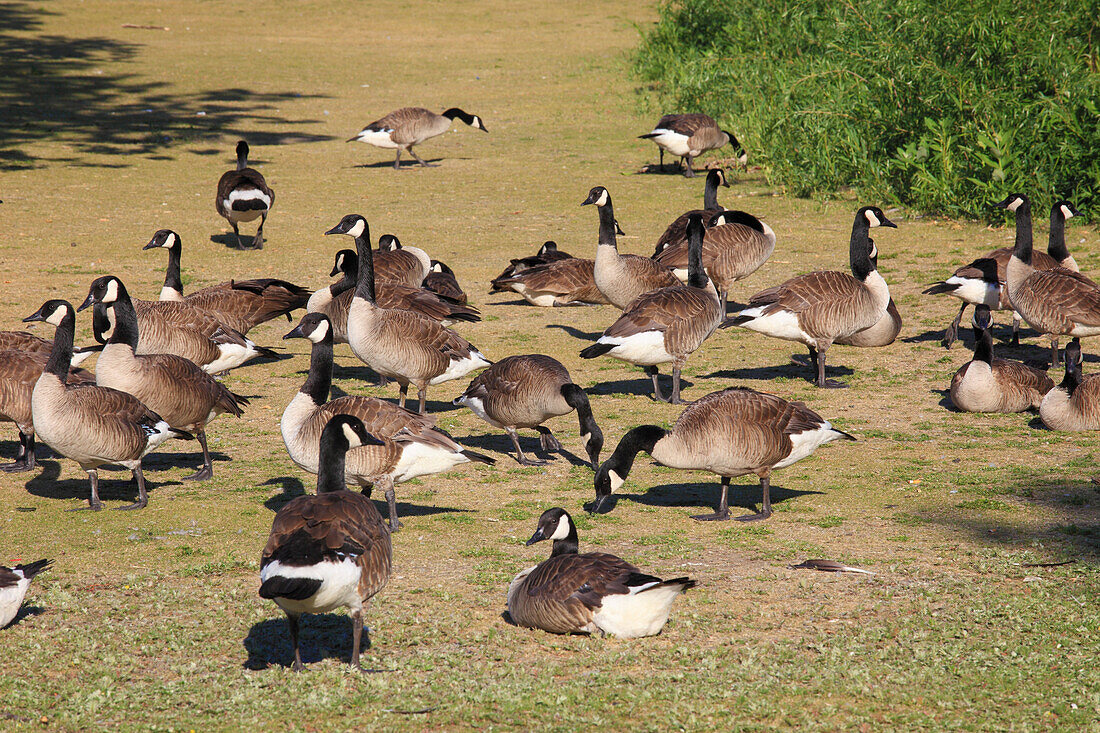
658;148;665;171
644;366;668;402
1011;312;1022;346
736;474;773;521
692;476;731;521
381;477;401;531
393;149;403;170
417;385;428;415
1050;336;1061;368
507;427;547;466
720;288;729;315
669;365;688;404
350;609;364;670
409;147;437;168
682;155;695;178
536;426;563;453
0;432;35;472
182;429;214;481
116;466;149;510
72;468;104;511
397;384;408;408
287;613;304;672
943;302;967;348
815;346;846;388
231;222;243;249
252;212;266;250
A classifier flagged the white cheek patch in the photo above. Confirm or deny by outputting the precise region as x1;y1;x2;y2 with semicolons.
1061;204;1074;220
609;469;625;492
549;514;571;541
46;306;67;326
341;423;361;448
431;263;443;273
595;189;609;207
1007;198;1023;212
164;232;177;249
473;116;483;129
347;219;366;238
869;243;878;259
103;279;119;304
581;432;591;448
335;254;346;271
307;319;330;343
864;210;881;227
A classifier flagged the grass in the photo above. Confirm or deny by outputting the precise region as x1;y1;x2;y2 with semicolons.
0;0;1099;731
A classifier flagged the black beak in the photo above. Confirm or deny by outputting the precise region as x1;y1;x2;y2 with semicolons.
76;291;96;312
880;216;898;228
283;323;306;340
614;220;625;236
329;264;341;277
525;528;545;546
141;238;160;250
324;224;345;236
588;493;612;515
22;306;47;323
993;196;1014;209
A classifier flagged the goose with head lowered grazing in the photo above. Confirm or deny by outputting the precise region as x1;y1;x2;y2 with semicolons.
722;206;896;388
260;415;391;672
348;107;488;169
1039;339;1100;431
215;140;274;249
507;508;695;638
324;215;491;414
593;387;854;521
652;168;730;254
639;113;746;177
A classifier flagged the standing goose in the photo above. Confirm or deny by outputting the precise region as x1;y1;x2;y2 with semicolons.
0;559;52;629
454;354;604;468
23;300;187;510
580;213;721;403
654;209;776;312
348;107;487;169
282;313;493;531
1002;193;1100;366
582;186;679;309
423;260;468;304
260;415;391;672
639;113;745;177
491;241;575;289
507;508;695;638
143;229;310;334
722;206;896;388
652;169;730;253
374;234;432;287
924;200;1081;347
593;387;854;521
81;276;248;481
490;257;610;307
950;305;1053;413
215;140;274;249
1040;339;1100;430
324;215;491;414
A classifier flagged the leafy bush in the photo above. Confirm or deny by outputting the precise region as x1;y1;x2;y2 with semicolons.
634;0;1100;221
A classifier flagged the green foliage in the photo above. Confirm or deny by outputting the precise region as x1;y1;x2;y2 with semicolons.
634;0;1100;220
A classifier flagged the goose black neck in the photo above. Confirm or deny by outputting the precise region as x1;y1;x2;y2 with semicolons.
1062;357;1081;395
596;199;618;249
609;425;666;478
1048;205;1070;262
849;215;874;281
703;170;722;210
316;427;350;494
106;290;141;352
329;265;357;300
686;221;708;289
1010;199;1034;265
302;331;334;405
972;325;993;365
45;310;76;381
549;523;580;557
562;383;595;432
162;242;184;296
352;231;377;304
236;144;248;171
441;108;473;125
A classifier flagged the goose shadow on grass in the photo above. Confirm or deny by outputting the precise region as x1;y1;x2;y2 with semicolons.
586;479;820;516
455;432;590;468
244;615;387;671
700;359;852;384
209;233;265;250
261;476;471;522
261;476;307;512
22;460;182;505
544;323;603;341
586;376;693;399
350;156;459;170
6;605;46;629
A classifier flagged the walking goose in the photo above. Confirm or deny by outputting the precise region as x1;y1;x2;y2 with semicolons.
507;508;695;638
24;300;187;510
924;200;1080;347
580;213;721;403
260;415;391;672
490;257;609;306
582;186;679;309
374;234;432;287
215;140;274;249
950;305;1053;413
722;205;896;388
491;241;575;290
81;276;248;480
1003;193;1100;366
654;209;776;312
0;559;51;628
282;313;493;530
639;113;745;177
324;215;491;413
348;107;487;169
593;387;854;521
0;332;99;366
423;260;467;304
143;229;310;334
1040;339;1100;430
454;354;604;468
652;169;730;253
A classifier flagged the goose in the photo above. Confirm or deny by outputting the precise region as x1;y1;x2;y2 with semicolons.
374;234;432;287
348;107;487;169
593;387;854;521
507;508;695;638
0;559;51;628
142;229;310;334
721;205;896;388
81;276;248;481
0;349;94;472
582;186;679;309
654;209;776;312
282;313;493;530
260;415;391;672
652;168;731;253
580;213;721;403
454;354;604;468
423;260;467;304
23;300;188;510
1002;193;1099;367
924;200;1080;347
215;140;274;249
324;215;491;414
638;113;745;177
490;257;609;306
490;241;575;290
1040;339;1100;430
0;331;100;366
950;305;1053;413
818;244;902;355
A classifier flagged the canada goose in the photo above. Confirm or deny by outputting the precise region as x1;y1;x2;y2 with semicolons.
593;387;854;521
282;313;494;530
0;559;51;628
654;209;776;312
23;300;188;510
490;257;609;307
950;305;1053;413
581;186;679;309
143;229;310;334
0;331;100;367
374;234;432;287
260;415;391;672
490;241;575;290
639;113;746;177
721;205;896;388
80;276;248;481
1040;339;1100;430
348;107;487;169
924;200;1080;347
823;242;902;353
455;355;604;468
215;140;274;249
0;349;94;472
423;260;467;304
653;169;731;253
324;215;491;414
1002;194;1098;367
581;213;721;403
507;508;695;638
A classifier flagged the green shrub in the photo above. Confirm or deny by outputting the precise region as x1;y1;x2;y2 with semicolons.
634;0;1100;220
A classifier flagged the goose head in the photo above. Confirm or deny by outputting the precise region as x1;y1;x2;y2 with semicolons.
322;414;385;452
325;214;368;239
142;229;180;251
378;234;402;251
330;249;357;277
857;206;896;229
1054;200;1082;221
994;193;1028;213
284;313;332;344
524;507;575;546
79;275;127;311
24;299;73;327
581;186;611;208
